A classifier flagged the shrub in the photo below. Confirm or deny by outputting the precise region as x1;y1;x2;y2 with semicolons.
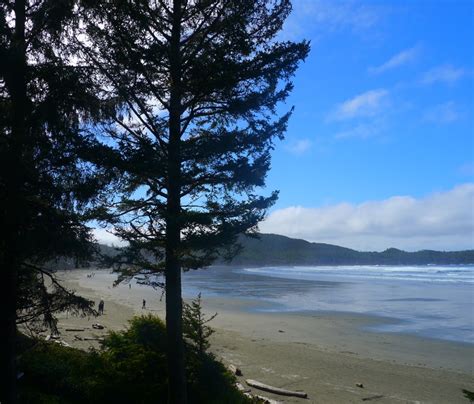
18;314;255;403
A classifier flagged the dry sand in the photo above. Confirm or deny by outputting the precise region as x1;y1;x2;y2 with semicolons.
51;269;473;404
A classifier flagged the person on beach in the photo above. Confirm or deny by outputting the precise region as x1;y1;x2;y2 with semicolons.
142;299;146;309
98;299;104;315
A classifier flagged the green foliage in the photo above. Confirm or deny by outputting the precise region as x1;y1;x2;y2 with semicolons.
18;315;254;403
1;0;114;338
78;0;310;279
98;315;169;401
463;389;474;403
183;294;217;355
19;341;102;403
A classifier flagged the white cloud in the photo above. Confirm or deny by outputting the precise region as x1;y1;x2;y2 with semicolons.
260;184;474;251
420;64;467;85
369;45;419;74
281;0;382;40
334;121;383;140
92;227;128;247
286;139;312;154
423;101;460;124
330;89;389;121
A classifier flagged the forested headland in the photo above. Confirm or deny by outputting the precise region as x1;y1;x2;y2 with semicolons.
220;233;474;266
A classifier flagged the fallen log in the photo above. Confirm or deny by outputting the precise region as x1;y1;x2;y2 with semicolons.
362;395;384;401
74;335;83;341
82;336;104;341
255;395;282;404
55;340;71;347
235;382;250;393
245;379;307;399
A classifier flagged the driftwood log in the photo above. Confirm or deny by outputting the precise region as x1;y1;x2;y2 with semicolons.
235;382;250;393
255;395;282;404
362;395;384;401
246;379;308;399
82;336;104;341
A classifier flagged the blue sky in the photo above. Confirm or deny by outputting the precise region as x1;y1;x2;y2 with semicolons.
94;1;474;251
258;0;474;251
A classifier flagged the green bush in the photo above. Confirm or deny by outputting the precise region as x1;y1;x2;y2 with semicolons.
19;341;103;403
18;314;255;403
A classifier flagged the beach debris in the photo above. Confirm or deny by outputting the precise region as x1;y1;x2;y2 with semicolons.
82;336;104;341
278;330;285;333
362;394;384;401
228;364;243;376
45;334;60;341
74;335;83;341
235;382;250;393
92;323;105;330
54;340;71;347
356;383;364;388
245;379;308;399
255;395;283;404
243;392;253;399
98;299;104;315
65;328;85;332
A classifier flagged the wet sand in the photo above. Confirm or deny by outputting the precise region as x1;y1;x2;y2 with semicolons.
53;269;473;403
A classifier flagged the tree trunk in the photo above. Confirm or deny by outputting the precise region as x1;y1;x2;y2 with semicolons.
165;1;187;403
0;1;26;403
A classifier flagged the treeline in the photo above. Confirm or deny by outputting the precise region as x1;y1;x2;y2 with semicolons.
93;233;474;268
218;234;474;266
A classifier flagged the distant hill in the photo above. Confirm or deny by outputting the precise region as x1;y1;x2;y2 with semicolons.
92;233;474;267
216;233;474;266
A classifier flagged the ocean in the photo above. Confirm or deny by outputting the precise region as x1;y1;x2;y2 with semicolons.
181;265;474;344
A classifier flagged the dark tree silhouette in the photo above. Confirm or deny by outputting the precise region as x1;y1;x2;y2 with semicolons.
79;1;309;402
0;2;113;401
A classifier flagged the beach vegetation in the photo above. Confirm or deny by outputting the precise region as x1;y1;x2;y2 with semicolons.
18;315;256;403
463;389;474;403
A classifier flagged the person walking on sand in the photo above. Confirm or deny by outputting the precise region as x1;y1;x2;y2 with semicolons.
142;299;146;310
98;299;104;315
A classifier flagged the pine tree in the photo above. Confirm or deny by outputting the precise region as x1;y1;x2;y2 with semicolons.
183;294;217;356
0;2;113;401
80;1;309;402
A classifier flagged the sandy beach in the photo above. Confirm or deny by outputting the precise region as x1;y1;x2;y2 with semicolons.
51;269;473;404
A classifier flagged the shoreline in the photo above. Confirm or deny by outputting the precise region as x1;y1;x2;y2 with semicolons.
54;269;473;403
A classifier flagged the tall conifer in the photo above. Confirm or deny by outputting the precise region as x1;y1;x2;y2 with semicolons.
0;2;112;401
81;1;309;402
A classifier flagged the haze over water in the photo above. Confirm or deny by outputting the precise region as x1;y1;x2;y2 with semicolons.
182;265;474;344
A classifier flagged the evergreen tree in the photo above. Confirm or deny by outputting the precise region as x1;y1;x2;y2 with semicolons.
183;294;217;356
0;2;113;401
80;1;309;402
